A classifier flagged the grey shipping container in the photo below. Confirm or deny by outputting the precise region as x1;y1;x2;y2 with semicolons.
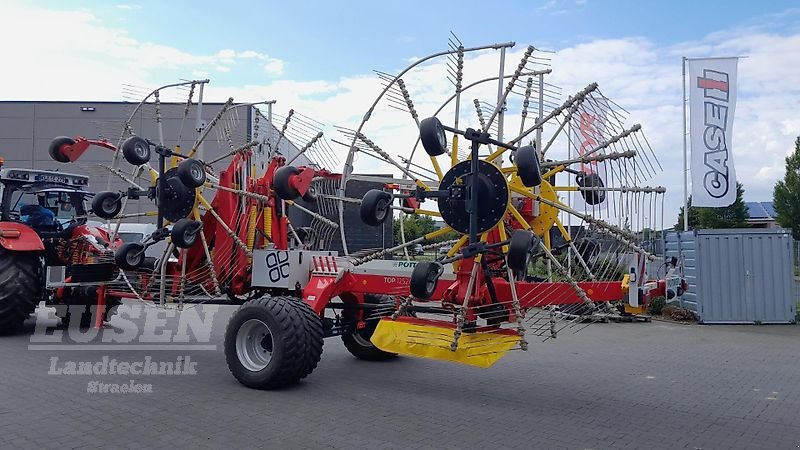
664;229;796;324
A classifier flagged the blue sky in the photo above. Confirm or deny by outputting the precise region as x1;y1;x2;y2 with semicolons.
37;0;800;84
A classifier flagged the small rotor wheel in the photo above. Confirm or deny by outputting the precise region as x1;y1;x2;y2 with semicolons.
177;158;207;188
419;117;447;156
301;185;318;203
410;261;443;299
516;145;542;187
273;166;301;200
171;218;202;249
91;191;123;219
48;136;75;163
576;172;606;205
359;189;392;226
115;242;146;271
507;229;537;273
121;136;151;166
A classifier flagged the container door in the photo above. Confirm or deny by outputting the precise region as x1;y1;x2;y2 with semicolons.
697;233;748;323
741;233;794;323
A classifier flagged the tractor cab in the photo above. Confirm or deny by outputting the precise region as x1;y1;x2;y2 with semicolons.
0;168;91;236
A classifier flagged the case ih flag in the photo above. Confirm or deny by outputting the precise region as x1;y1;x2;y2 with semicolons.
688;57;739;207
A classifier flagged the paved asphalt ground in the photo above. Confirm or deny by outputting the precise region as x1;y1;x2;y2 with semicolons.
1;303;799;449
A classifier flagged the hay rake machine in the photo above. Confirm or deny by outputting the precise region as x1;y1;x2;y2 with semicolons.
219;38;685;390
42;39;686;391
47;79;344;327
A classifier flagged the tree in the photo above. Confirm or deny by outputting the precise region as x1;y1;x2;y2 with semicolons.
773;136;800;240
393;214;437;243
674;196;698;231
675;183;749;230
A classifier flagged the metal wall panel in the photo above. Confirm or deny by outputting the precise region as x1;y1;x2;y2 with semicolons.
665;229;795;324
665;231;698;312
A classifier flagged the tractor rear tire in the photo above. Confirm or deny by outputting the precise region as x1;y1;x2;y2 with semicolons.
342;295;398;361
0;249;42;335
225;296;323;390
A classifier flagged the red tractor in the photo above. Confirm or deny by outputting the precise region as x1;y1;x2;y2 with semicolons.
0;153;123;333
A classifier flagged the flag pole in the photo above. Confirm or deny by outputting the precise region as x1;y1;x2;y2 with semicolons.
682;56;689;232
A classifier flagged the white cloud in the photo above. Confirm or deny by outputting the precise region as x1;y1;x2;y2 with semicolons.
263;59;285;76
0;1;285;99
115;4;141;10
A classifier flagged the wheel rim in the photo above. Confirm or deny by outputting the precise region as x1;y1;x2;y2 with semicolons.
236;318;273;371
135;143;147;158
190;164;202;182
102;197;117;214
375;198;389;221
351;331;374;348
183;226;197;247
125;248;142;266
183;228;196;246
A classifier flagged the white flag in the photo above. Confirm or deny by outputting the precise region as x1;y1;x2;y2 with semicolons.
688;57;738;207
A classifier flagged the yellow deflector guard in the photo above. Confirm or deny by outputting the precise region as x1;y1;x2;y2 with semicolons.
370;317;520;368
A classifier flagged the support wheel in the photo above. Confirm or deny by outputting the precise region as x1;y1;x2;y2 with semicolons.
225;296;324;390
0;249;42;335
516;145;542;187
273;166;301;200
171;219;202;249
419;117;447;156
177;158;207;188
121;136;151;166
359;189;392;226
115;242;146;271
48;136;75;163
91;191;123;219
507;230;537;273
410;261;442;299
576;172;606;205
342;295;398;361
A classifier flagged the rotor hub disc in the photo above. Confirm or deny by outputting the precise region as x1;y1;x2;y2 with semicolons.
438;160;509;235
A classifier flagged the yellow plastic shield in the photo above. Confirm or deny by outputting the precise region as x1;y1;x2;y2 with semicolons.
370;318;520;368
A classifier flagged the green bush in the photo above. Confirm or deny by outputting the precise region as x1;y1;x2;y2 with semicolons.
648;296;666;316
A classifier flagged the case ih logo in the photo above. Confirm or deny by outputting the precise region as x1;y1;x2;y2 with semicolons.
696;69;731;198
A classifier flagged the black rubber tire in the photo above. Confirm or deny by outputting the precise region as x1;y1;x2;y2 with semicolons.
410;261;443;300
359;189;392;226
59;298;121;328
516;145;542;187
177;158;206;188
419;117;447;156
48;136;75;163
91;191;123;219
224;296;324;390
576;172;606;205
341;295;398;361
115;242;146;271
121;136;151;166
507;230;536;273
59;306;94;329
171;219;202;249
0;248;42;335
273;166;301;200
